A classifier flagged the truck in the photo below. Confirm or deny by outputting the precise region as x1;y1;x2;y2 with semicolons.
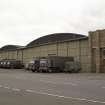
39;56;74;73
25;58;40;72
64;61;81;73
0;59;24;69
31;59;40;72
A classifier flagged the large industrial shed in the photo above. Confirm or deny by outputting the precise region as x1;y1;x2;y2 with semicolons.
1;29;105;73
22;33;90;73
0;33;91;73
0;45;24;60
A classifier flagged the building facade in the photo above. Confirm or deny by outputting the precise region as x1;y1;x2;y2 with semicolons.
89;29;105;73
0;30;105;73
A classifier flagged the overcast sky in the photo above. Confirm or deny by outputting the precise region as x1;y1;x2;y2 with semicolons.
0;0;105;47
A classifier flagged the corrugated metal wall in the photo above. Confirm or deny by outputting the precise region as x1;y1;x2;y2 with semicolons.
0;38;91;72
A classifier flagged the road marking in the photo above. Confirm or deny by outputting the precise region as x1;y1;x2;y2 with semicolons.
41;88;54;91
63;82;77;86
25;89;105;104
40;80;77;86
12;88;20;92
26;89;35;93
45;88;54;91
4;87;10;89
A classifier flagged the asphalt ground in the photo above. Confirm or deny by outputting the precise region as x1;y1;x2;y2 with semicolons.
0;69;105;105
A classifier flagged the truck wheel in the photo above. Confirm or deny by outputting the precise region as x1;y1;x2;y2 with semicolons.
32;70;35;72
36;69;39;72
39;69;42;73
11;66;14;69
48;69;52;73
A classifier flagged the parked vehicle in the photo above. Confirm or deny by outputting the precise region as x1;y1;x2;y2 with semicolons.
0;60;7;68
31;60;40;72
0;60;2;68
39;56;74;73
64;61;81;73
6;60;24;69
25;59;40;72
0;59;24;69
24;61;33;70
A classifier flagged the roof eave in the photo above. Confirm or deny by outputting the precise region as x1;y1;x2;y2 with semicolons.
23;36;88;49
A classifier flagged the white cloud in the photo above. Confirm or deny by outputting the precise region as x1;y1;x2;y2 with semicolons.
0;0;105;47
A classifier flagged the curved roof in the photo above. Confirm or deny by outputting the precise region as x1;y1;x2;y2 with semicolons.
0;45;24;52
26;33;86;47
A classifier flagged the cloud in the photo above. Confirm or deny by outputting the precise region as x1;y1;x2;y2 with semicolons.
0;0;105;47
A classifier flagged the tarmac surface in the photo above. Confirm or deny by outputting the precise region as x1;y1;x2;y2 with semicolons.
0;69;105;105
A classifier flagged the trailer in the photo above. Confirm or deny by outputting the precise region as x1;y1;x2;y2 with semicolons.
39;56;74;73
64;61;81;73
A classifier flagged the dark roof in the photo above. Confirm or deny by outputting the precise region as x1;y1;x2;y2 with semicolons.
0;45;24;52
26;33;86;47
